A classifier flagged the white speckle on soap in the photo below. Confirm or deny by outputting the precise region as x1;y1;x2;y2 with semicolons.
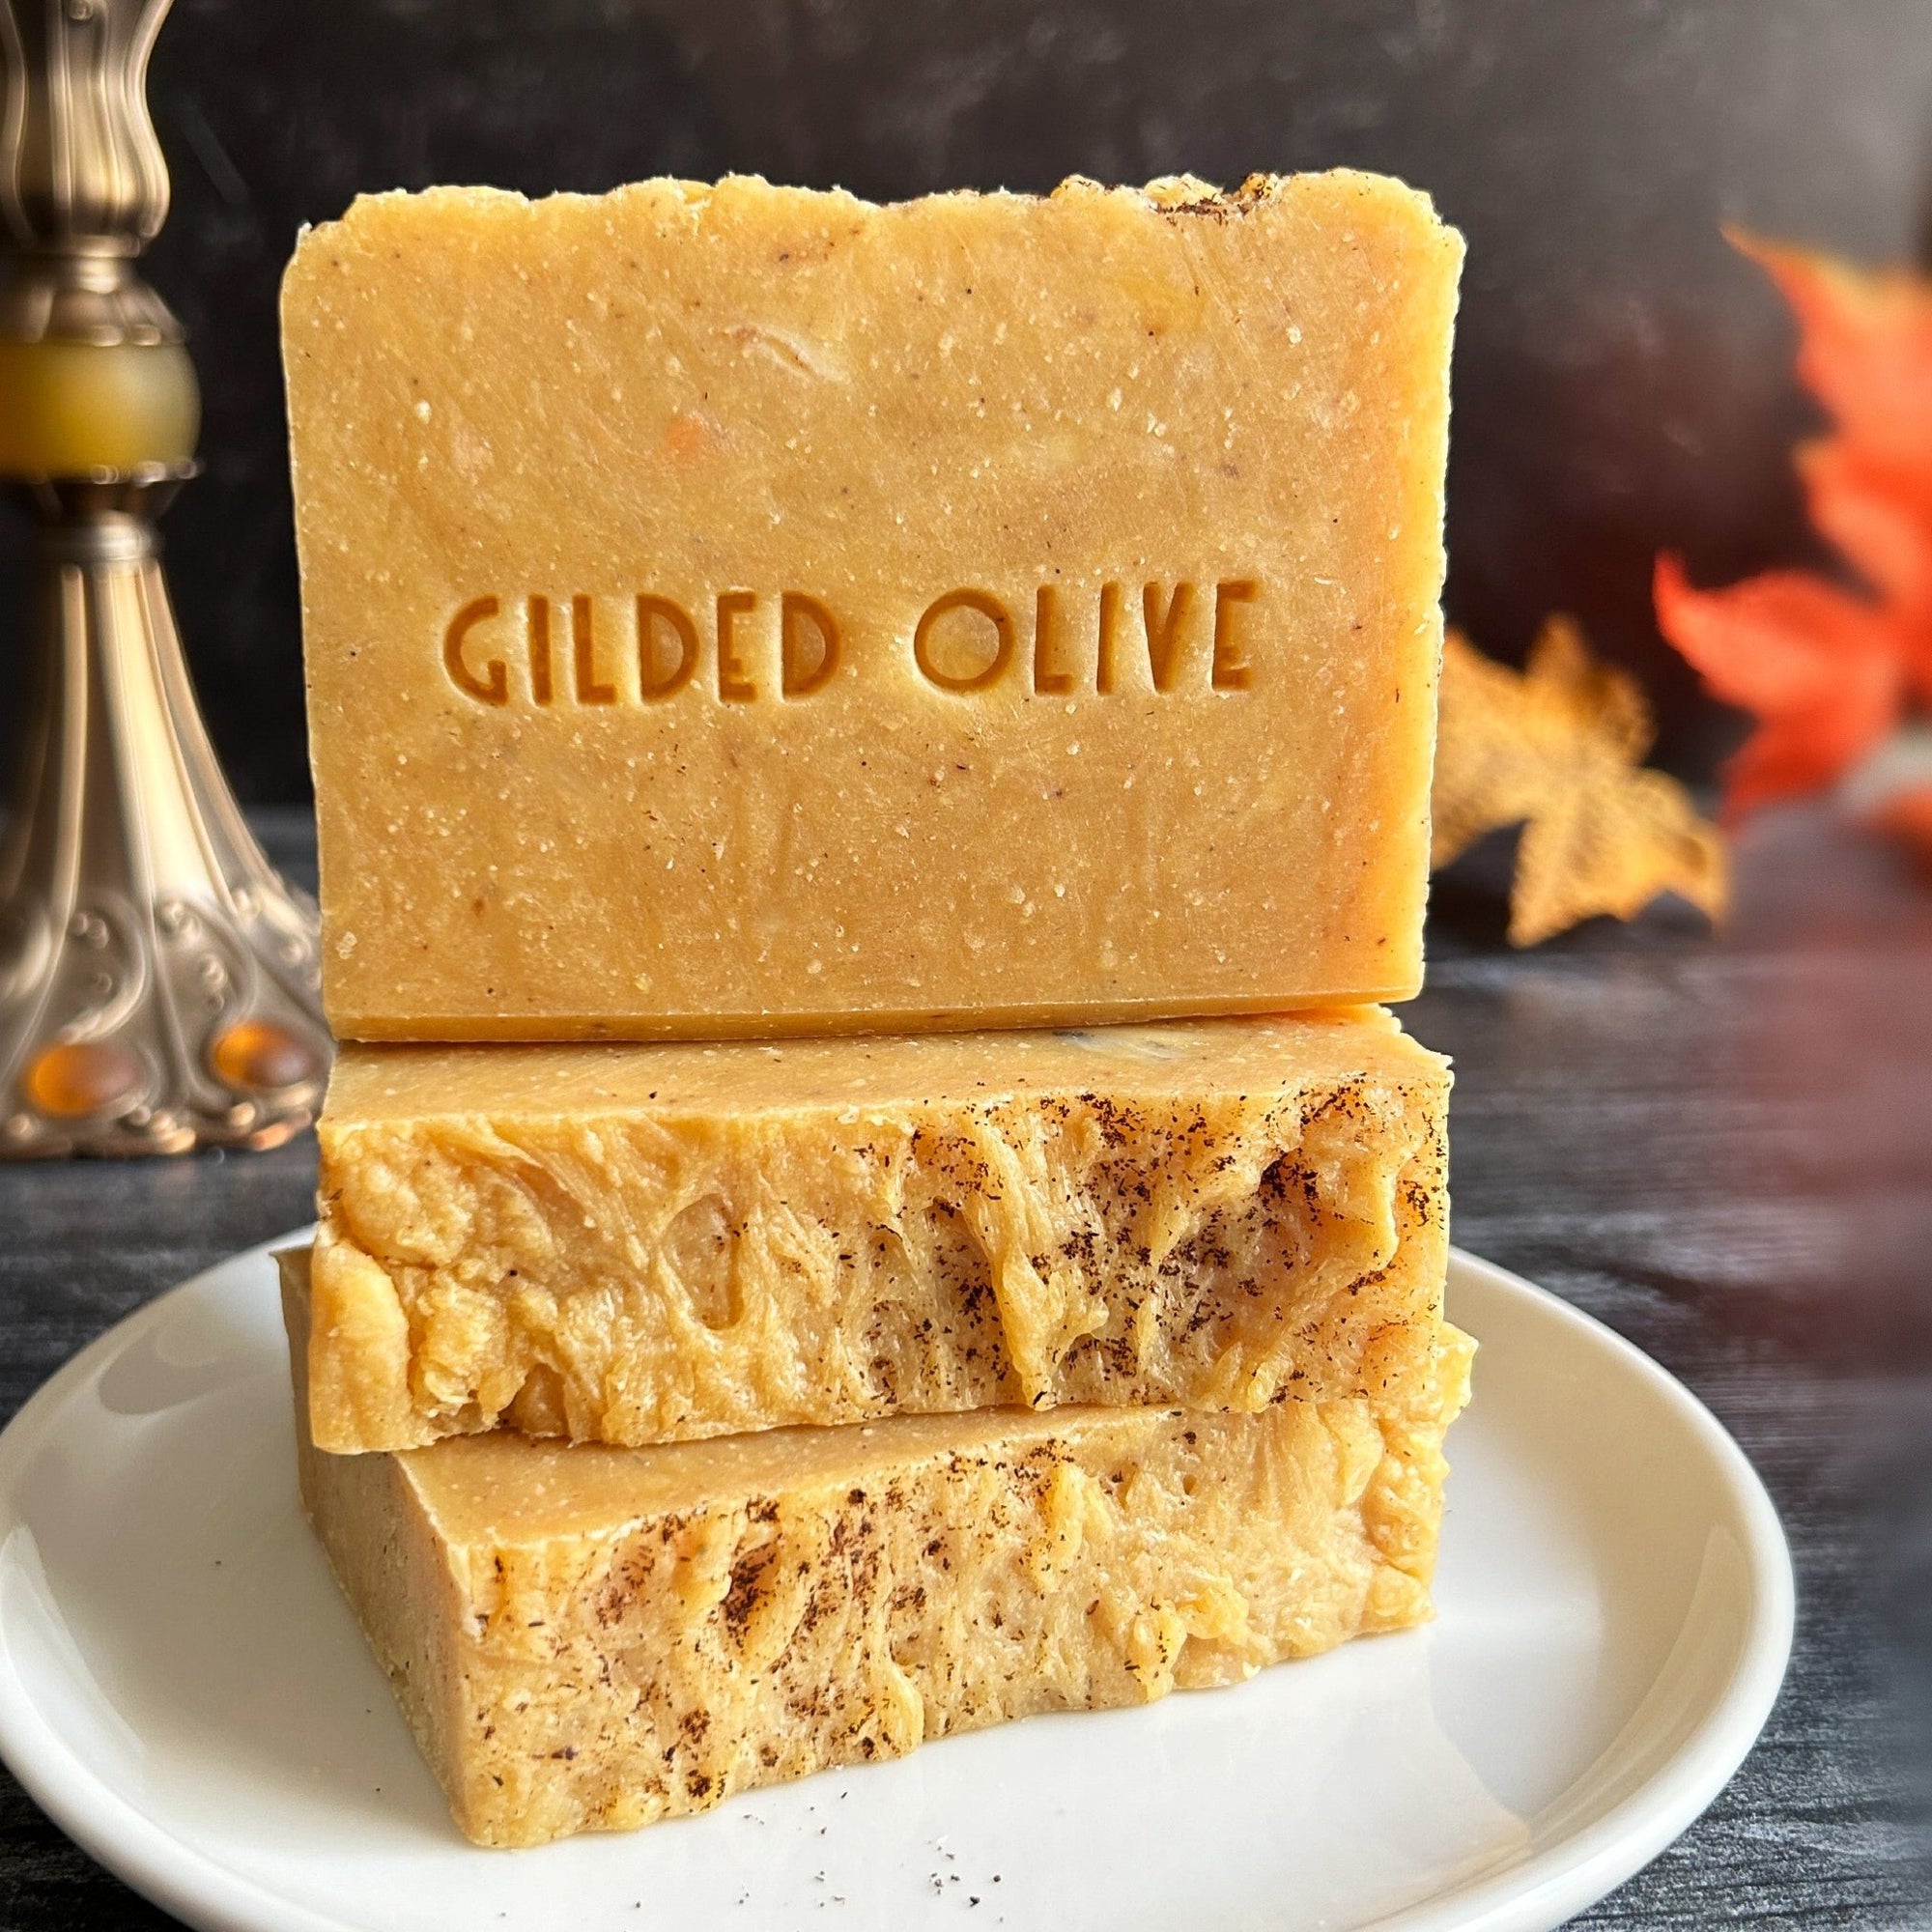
413;399;431;422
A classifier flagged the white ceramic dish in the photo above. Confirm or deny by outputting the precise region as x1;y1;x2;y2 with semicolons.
0;1237;1791;1932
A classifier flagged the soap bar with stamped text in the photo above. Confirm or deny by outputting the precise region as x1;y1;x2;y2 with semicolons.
283;171;1463;1039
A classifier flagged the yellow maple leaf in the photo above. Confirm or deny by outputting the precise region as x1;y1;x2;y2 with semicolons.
1432;617;1730;946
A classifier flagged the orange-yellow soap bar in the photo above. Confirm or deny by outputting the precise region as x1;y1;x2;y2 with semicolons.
283;171;1462;1041
309;1010;1449;1452
282;1247;1473;1847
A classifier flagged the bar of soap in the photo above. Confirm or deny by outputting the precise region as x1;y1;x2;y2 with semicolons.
281;1249;1472;1847
311;1009;1449;1452
283;171;1462;1041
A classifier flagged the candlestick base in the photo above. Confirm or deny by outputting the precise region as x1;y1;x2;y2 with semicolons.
0;474;329;1157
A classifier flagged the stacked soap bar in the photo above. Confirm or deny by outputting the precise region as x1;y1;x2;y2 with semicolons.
284;169;1458;1039
280;169;1465;1847
283;1250;1472;1847
309;1013;1450;1449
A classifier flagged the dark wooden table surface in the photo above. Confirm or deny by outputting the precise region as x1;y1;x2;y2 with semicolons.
0;805;1928;1928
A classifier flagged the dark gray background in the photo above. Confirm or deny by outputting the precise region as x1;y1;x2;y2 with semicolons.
6;0;1932;801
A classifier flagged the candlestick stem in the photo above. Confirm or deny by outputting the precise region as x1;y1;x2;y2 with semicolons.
0;0;328;1156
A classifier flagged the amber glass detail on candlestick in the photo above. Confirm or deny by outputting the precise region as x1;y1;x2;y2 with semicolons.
208;1016;323;1094
0;0;329;1156
23;1037;143;1118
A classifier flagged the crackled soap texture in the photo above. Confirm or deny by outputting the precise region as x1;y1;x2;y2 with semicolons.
282;1249;1473;1848
310;1010;1449;1452
283;170;1463;1040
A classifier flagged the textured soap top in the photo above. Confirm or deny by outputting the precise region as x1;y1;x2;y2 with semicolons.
308;1010;1449;1451
283;171;1463;1040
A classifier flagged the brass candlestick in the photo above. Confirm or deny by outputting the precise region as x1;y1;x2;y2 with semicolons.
0;0;328;1156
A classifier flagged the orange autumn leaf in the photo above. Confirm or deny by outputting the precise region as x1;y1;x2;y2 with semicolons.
1740;232;1932;696
1432;618;1728;947
1800;440;1932;633
1652;556;1904;819
1732;231;1932;489
1657;235;1932;820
